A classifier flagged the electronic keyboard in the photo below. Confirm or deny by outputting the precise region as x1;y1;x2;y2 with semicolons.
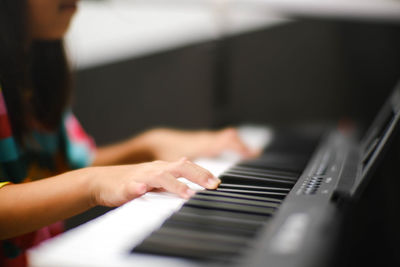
28;82;400;267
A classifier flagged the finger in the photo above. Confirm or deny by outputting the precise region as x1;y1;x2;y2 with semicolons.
220;128;257;157
169;157;221;189
156;171;196;199
229;138;259;158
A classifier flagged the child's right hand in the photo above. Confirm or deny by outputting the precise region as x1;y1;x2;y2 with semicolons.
84;157;220;207
0;158;220;239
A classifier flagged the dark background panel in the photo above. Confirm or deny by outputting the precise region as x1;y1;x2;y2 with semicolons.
222;20;400;131
72;41;218;146
222;20;350;127
337;20;400;128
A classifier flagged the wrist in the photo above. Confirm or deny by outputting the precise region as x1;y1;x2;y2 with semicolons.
75;167;99;208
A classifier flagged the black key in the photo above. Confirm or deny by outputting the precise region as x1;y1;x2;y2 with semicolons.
154;226;252;246
180;205;270;222
218;183;291;192
215;188;287;199
133;234;242;262
147;229;250;258
168;212;262;234
226;168;299;181
230;165;300;179
163;217;258;238
185;199;275;216
178;208;268;226
238;152;309;172
191;194;280;209
197;190;283;204
220;173;296;187
237;161;303;173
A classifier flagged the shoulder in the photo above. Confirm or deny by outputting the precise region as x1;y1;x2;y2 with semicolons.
61;111;96;169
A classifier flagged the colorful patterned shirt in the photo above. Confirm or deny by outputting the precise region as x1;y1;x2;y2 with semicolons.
0;86;96;267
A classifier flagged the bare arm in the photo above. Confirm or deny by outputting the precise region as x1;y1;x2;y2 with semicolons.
0;169;93;240
92;132;154;166
0;158;220;240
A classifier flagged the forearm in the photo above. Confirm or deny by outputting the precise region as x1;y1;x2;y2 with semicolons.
0;169;94;240
92;132;154;166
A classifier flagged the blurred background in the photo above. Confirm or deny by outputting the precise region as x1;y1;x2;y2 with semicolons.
65;0;400;227
67;0;400;146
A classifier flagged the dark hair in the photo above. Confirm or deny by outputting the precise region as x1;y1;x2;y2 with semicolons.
0;0;72;142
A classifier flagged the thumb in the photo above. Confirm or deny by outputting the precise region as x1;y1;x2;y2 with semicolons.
124;181;147;202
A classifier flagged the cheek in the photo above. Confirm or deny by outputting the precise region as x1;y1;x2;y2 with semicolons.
29;0;59;26
29;1;69;39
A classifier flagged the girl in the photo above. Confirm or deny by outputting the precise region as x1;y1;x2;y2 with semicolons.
0;0;255;266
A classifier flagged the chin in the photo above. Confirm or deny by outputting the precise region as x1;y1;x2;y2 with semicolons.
34;31;65;41
33;22;71;41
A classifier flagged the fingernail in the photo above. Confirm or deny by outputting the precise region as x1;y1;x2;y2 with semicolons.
206;177;221;188
179;156;188;162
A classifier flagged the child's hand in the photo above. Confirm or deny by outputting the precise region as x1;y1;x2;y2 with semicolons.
145;128;259;161
87;157;220;207
93;127;259;166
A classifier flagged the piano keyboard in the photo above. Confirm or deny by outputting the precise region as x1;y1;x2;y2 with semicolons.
131;130;320;264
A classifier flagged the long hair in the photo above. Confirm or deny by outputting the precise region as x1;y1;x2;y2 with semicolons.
0;0;72;142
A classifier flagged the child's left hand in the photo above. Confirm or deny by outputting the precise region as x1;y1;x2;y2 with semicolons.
145;127;259;161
